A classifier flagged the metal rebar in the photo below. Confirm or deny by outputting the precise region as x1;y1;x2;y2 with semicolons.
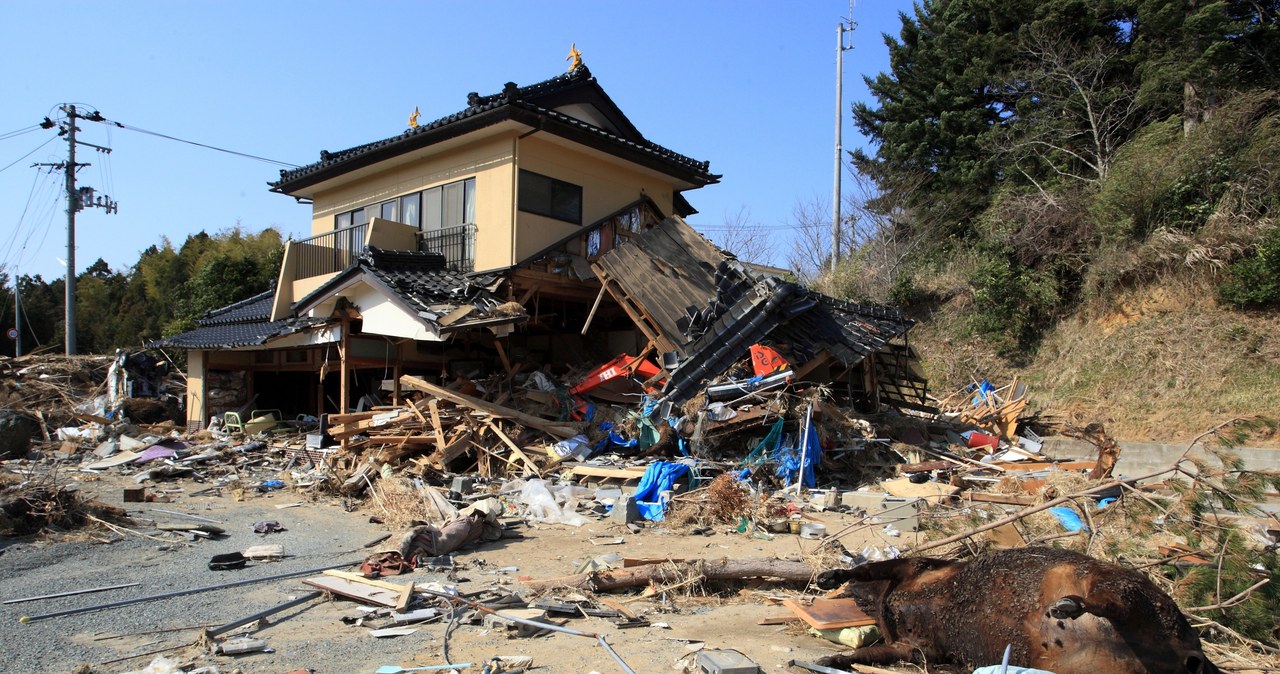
205;591;323;637
20;560;357;623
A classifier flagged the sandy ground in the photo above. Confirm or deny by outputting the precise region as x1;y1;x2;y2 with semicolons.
0;468;903;674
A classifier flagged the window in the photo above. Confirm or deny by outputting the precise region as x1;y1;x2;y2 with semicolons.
400;193;420;228
333;177;475;232
421;178;475;233
519;170;582;224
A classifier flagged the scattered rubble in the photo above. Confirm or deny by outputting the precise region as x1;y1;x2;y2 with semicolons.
3;347;1278;674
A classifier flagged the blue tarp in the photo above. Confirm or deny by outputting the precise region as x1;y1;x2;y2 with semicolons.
633;461;692;521
774;419;822;488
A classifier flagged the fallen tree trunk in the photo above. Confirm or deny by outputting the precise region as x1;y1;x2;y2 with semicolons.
524;557;815;592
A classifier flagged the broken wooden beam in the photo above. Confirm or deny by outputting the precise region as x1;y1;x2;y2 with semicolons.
399;375;579;439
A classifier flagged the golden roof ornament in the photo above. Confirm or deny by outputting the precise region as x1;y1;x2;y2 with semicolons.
408;106;421;129
566;43;583;71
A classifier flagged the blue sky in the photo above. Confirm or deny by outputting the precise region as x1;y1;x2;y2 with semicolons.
0;1;911;282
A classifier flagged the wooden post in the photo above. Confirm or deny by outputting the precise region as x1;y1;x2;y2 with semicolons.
392;364;401;406
339;318;350;450
580;284;608;335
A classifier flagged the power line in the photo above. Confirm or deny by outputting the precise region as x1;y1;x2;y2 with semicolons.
98;117;299;168
0;136;57;175
0;125;40;142
0;168;57;269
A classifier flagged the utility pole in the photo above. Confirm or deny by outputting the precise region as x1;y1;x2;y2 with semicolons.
37;105;119;355
832;9;856;273
12;276;20;357
64;105;78;355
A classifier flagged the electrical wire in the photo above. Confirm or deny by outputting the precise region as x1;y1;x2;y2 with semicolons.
0;125;40;142
0;168;56;269
96;116;299;168
0;136;57;176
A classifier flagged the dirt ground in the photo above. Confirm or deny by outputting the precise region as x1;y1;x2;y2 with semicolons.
0;469;899;674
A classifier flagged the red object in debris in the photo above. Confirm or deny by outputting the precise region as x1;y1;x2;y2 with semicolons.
967;432;999;449
570;353;663;397
750;344;790;377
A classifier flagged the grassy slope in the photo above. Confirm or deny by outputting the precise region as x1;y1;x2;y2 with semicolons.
909;274;1280;444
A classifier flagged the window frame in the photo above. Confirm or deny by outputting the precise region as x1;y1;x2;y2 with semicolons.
518;170;583;225
333;177;475;232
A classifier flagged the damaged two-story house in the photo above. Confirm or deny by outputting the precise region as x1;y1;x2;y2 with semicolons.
154;60;926;432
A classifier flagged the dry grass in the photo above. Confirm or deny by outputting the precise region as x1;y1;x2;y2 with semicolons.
913;275;1280;444
371;477;456;531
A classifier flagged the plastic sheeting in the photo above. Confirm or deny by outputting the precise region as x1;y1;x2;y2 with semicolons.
632;461;692;521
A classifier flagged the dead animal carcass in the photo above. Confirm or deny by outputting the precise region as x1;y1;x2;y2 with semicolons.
814;546;1217;674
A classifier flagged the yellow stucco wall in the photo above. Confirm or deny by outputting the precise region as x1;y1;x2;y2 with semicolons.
304;129;680;272
308;134;516;269
513;135;675;261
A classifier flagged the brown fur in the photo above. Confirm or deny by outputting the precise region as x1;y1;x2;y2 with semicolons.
814;547;1218;674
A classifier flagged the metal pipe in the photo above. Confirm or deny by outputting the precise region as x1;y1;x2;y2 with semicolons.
205;590;322;637
4;582;140;605
20;560;357;623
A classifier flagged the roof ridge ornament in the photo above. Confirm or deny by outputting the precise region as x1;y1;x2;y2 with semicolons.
408;106;420;129
566;43;583;72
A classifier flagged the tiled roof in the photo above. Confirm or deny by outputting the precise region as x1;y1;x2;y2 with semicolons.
361;248;506;317
194;289;273;325
149;288;326;350
270;65;718;193
288;247;524;333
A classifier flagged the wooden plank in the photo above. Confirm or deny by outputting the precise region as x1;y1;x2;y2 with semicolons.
363;435;437;445
322;569;412;592
967;492;1037;506
327;411;378;425
566;465;648;480
758;614;800;625
494;340;515;378
999;461;1095;472
580;283;609;336
781;597;875;630
484;420;541;476
428;399;446;451
303;575;401;608
329;410;415;437
400;375;579;439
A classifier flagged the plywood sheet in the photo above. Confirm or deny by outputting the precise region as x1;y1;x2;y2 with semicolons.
302;575;402;607
782;597;875;630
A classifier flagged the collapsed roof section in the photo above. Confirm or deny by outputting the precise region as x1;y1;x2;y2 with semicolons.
292;247;524;337
590;217;918;404
153;249;523;350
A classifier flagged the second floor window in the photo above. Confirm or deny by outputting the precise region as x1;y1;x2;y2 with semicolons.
334;177;476;232
519;170;582;225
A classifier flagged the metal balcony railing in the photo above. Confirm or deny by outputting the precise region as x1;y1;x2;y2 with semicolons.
293;223;367;278
420;224;477;272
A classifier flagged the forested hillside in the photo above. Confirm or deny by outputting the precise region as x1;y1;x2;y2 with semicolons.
828;0;1279;439
0;228;282;356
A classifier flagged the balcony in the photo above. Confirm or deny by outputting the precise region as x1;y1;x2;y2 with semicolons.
293;223;368;279
419;224;477;273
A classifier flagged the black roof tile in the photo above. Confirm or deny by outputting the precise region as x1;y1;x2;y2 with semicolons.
271;65;717;193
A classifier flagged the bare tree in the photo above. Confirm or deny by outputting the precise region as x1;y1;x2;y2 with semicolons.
997;28;1148;194
703;205;776;267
